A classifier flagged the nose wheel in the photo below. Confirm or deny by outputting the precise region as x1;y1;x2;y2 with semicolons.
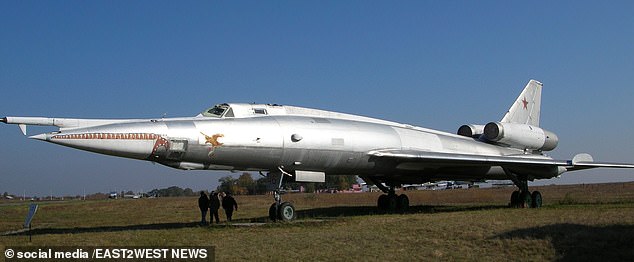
269;191;297;222
268;167;297;222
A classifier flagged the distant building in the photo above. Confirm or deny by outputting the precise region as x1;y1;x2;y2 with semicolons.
339;184;363;193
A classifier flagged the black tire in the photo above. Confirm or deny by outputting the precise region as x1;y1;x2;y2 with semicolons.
397;194;409;213
377;194;388;210
519;191;532;208
269;203;278;221
531;191;543;208
510;191;520;208
387;195;398;212
278;202;296;222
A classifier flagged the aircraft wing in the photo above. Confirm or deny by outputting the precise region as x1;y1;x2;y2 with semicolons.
367;149;634;171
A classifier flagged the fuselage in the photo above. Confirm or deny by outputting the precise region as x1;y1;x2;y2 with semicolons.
33;114;526;182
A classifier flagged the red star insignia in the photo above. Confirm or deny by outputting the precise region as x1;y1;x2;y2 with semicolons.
521;97;528;110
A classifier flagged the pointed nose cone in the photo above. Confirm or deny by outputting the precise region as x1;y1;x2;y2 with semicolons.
29;133;48;141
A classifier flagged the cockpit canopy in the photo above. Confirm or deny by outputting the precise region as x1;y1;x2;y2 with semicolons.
200;103;234;118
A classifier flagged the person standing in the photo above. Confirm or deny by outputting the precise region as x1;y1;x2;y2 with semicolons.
221;192;238;222
198;191;210;225
209;191;221;224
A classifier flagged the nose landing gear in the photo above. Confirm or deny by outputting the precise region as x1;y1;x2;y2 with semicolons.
268;168;297;222
269;190;297;222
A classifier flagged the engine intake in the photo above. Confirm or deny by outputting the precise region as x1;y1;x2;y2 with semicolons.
483;122;558;151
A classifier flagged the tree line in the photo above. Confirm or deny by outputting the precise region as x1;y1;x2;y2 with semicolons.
147;186;197;197
1;173;358;200
216;172;358;195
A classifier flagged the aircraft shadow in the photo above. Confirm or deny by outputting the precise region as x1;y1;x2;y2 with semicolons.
3;205;506;236
247;204;508;222
492;223;634;261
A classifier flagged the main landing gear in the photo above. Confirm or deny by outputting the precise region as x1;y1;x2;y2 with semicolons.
510;190;542;208
506;171;543;208
377;192;409;213
268;168;297;222
372;180;409;213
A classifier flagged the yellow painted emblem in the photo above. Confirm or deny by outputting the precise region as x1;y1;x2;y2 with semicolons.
200;132;224;157
201;132;224;147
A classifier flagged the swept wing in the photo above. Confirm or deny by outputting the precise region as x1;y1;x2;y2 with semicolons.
368;149;634;174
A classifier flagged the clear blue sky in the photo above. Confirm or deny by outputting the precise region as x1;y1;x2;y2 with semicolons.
1;1;633;196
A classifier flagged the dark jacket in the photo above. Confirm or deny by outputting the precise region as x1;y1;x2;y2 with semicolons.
222;195;238;211
209;193;221;210
198;193;210;211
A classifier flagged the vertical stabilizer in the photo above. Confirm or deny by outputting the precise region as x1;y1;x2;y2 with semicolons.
501;80;542;126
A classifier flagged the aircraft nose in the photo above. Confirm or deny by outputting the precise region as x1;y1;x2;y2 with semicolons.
29;133;48;141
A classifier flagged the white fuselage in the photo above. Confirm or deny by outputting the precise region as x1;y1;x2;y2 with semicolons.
34;114;526;183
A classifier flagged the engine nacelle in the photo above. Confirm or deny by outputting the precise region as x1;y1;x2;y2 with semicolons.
483;122;558;151
457;124;485;138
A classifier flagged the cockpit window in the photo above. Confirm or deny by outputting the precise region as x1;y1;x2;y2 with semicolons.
201;104;229;117
224;108;235;117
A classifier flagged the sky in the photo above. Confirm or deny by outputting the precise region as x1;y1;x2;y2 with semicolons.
1;1;633;196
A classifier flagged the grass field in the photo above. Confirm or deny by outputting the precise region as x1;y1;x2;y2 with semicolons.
1;182;634;261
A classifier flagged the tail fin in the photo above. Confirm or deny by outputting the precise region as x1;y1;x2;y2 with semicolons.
501;79;542;126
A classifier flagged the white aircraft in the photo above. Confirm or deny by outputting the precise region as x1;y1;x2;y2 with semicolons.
3;80;633;221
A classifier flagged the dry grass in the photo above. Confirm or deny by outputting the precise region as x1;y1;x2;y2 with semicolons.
1;182;634;261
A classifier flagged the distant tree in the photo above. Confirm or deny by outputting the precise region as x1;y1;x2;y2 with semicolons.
255;175;274;194
145;186;197;197
183;188;195;196
165;186;185;197
236;173;255;195
2;192;8;198
217;176;236;194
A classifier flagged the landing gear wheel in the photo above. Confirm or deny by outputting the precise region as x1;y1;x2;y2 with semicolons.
266;168;299;222
510;191;520;208
531;191;542;208
397;194;409;213
377;194;389;210
519;191;532;208
387;194;398;212
278;202;296;222
269;203;277;221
